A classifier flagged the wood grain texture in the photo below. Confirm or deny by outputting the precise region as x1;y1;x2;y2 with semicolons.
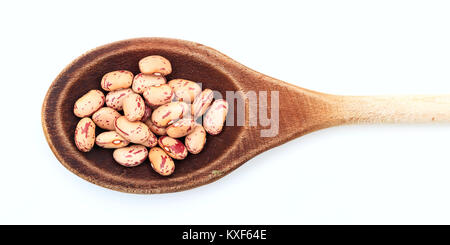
42;37;450;194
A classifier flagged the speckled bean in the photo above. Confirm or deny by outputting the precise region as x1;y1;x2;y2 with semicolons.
158;136;188;160
166;118;196;138
113;145;148;167
168;79;202;103
139;55;172;76
73;90;105;117
123;93;145;121
151;101;189;127
92;107;121;130
105;88;134;111
203;99;229;135
191;89;214;118
144;119;167;136
101;70;133;91
132;73;166;94
148;147;175;176
95;131;129;149
74;117;96;152
114;116;151;144
142;84;174;106
185;124;207;154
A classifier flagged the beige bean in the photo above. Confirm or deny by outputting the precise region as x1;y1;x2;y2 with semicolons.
148;147;175;176
158;136;188;160
101;70;133;91
166;118;196;138
132;73;166;94
73;90;105;117
123;93;145;121
168;79;202;103
185;124;207;154
113;145;148;167
192;89;214;118
74;117;96;152
142;84;174;106
203;99;229;135
139;55;172;75
114;116;150;144
144;119;167;136
105;88;133;111
151;101;189;127
95;131;129;148
92;107;121;130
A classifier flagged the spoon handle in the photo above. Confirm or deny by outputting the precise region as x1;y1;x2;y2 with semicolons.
331;95;450;124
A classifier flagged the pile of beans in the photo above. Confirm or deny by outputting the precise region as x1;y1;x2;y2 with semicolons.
73;55;229;176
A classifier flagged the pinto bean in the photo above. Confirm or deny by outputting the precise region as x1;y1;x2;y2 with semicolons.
166;118;196;138
148;147;175;176
151;101;189;127
73;90;105;117
122;93;145;121
101;70;133;91
158;136;188;160
132;73;166;94
92;107;121;130
142;84;174;107
203;99;229;135
168;79;201;103
113;145;148;167
74;117;96;152
191;88;214;118
95;131;129;149
185;124;207;154
138;55;172;76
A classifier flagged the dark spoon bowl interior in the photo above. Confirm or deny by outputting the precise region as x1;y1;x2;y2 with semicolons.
42;38;246;193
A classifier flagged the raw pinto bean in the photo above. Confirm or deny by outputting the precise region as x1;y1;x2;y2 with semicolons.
95;131;129;149
132;73;166;94
141;105;152;122
105;88;133;111
144;119;167;136
73;90;105;117
123;93;145;121
185;124;207;154
101;70;133;91
168;79;202;103
113;145;148;167
114;116;151;144
142;84;174;106
151;101;189;127
158;136;188;160
92;107;121;130
203;99;229;135
74;117;96;152
191;88;214;118
148;147;175;176
139;55;172;75
166;118;196;138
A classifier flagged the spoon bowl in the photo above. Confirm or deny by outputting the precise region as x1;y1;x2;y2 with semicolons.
42;37;450;193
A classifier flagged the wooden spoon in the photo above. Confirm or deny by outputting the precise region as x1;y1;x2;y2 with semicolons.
42;37;450;194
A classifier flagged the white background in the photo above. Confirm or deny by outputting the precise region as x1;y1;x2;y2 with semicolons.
1;0;450;224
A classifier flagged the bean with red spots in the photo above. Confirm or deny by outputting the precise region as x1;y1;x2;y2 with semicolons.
113;145;148;167
158;136;188;160
148;147;175;176
122;93;145;121
74;90;105;117
74;117;96;152
101;70;133;91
